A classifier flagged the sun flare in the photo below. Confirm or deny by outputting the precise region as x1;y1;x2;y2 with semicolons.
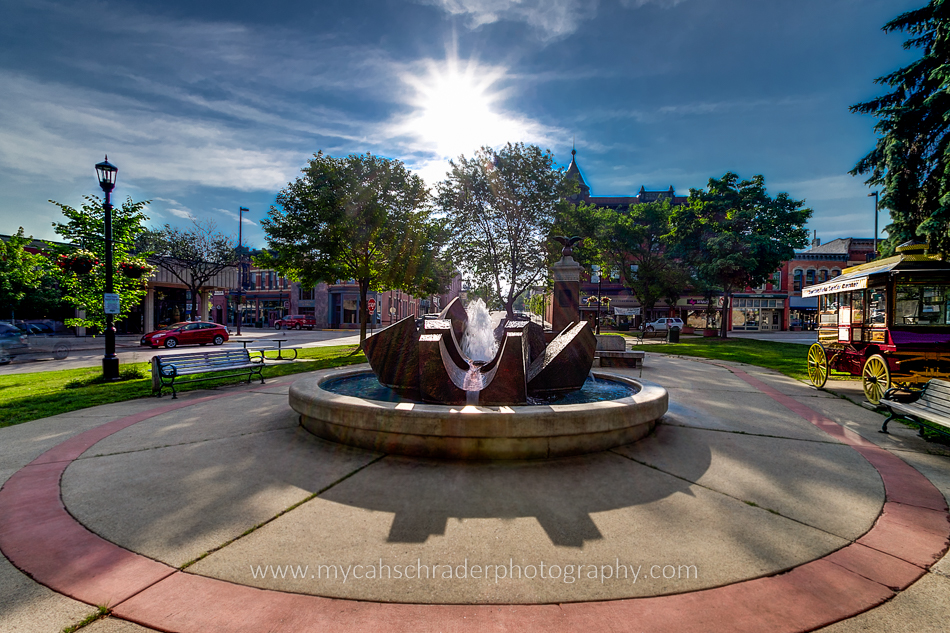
401;58;528;160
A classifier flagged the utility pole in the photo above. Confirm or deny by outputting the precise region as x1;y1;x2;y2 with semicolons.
236;206;249;335
869;191;879;257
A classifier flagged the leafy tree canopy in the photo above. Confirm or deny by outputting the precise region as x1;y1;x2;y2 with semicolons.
851;0;950;255
554;199;691;314
667;173;811;337
259;151;449;343
437;142;575;318
0;228;57;322
137;218;234;318
49;196;151;331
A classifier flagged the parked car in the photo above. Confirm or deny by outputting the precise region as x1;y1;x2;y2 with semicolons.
0;323;28;365
19;322;72;360
141;321;229;348
642;317;685;333
274;315;316;330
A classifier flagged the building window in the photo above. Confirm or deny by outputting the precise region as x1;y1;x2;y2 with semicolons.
299;286;314;301
831;269;841;278
805;269;816;286
793;269;803;291
819;269;828;283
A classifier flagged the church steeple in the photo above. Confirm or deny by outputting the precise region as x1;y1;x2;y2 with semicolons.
565;147;590;200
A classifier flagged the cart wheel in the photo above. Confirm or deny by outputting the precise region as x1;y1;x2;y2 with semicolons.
807;343;828;388
862;354;890;405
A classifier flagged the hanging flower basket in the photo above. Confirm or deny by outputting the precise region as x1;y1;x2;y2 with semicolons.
119;258;152;279
57;250;99;275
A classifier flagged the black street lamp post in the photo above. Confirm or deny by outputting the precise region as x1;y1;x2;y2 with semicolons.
95;156;119;380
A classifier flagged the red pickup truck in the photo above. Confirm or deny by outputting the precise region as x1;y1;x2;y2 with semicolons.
274;315;316;330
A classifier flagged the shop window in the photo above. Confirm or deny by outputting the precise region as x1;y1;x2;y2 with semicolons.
819;294;838;326
895;285;950;326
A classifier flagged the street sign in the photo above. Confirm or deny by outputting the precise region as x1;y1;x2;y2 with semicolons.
103;293;120;315
367;298;377;314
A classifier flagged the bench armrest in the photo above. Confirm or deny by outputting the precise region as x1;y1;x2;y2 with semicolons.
882;385;922;404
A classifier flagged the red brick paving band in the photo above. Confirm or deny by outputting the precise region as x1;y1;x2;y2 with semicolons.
0;371;948;632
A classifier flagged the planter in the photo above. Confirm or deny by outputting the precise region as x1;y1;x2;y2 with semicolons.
680;326;695;335
57;250;99;275
702;328;720;337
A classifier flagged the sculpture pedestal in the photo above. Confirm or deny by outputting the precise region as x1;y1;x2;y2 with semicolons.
551;255;583;333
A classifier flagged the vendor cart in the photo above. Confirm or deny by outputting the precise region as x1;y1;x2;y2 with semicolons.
805;241;950;403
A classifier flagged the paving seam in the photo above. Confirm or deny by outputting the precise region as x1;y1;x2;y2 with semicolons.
609;448;856;543
660;422;845;445
178;453;388;571
77;425;300;460
0;370;948;631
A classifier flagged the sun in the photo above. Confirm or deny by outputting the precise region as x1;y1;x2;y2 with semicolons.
400;57;528;160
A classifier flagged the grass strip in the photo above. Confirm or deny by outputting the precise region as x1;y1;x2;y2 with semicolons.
61;606;110;633
0;345;365;428
628;335;856;382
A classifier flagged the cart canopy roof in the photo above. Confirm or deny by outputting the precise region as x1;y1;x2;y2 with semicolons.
802;259;902;298
801;246;950;298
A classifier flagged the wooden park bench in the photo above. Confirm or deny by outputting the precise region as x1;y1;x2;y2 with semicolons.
879;378;950;440
151;349;265;399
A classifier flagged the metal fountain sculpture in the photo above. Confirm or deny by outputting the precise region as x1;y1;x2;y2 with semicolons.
361;238;596;405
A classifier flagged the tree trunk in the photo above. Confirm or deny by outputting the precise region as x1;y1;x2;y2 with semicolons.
358;278;370;346
720;291;731;339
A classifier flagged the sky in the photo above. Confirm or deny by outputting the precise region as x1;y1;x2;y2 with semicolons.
0;0;926;250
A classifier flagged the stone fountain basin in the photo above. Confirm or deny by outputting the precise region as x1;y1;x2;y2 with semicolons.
289;366;668;460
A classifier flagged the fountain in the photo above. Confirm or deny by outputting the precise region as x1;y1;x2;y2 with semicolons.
288;239;668;459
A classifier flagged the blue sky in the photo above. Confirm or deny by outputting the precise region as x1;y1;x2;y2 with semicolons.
0;0;923;249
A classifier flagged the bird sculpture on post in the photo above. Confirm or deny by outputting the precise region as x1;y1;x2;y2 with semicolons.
553;236;583;258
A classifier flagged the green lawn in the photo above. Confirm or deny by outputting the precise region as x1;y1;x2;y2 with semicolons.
0;345;365;428
627;335;853;383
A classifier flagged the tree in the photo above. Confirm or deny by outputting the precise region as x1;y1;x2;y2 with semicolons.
49;196;151;331
667;173;811;338
437;142;575;318
137;219;236;320
851;0;950;255
555;199;691;319
259;151;448;344
0;228;55;322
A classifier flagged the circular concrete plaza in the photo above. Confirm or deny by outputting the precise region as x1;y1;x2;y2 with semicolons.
1;355;950;632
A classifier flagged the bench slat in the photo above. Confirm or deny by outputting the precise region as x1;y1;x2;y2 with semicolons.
151;348;263;398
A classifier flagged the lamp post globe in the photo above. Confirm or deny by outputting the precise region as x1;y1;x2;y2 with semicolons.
96;156;120;380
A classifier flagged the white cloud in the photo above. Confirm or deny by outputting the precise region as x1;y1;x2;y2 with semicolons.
0;71;303;193
418;0;599;39
419;0;686;39
216;208;258;227
167;208;196;220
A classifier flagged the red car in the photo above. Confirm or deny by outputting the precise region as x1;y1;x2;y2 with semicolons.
274;315;316;330
141;322;229;348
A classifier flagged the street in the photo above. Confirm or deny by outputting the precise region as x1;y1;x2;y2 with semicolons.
0;329;362;375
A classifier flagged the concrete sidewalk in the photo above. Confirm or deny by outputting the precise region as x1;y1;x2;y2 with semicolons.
0;355;947;632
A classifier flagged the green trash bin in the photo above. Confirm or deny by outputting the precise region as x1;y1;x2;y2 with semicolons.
667;326;680;343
